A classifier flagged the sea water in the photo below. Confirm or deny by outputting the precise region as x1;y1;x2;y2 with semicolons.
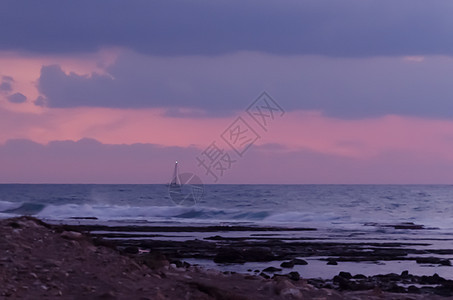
1;184;452;230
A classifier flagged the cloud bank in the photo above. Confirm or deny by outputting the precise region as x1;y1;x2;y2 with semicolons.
1;138;452;184
1;0;453;57
37;53;453;119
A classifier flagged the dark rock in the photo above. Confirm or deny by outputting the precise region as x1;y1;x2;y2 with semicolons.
183;261;191;268
287;271;300;281
307;278;324;288
292;258;308;265
170;260;190;268
352;274;367;279
441;280;453;289
280;261;294;268
206;235;224;240
338;271;352;279
333;275;352;290
416;257;451;266
433;287;453;297
8;222;20;229
374;273;400;283
440;259;452;266
392;222;424;230
420;274;446;284
387;283;406;293
387;273;400;281
281;258;308;268
263;267;282;273
401;270;409;277
273;272;300;281
353;281;375;291
213;248;245;264
327;259;338;265
431;273;445;283
407;285;420;294
259;272;270;279
123;246;139;254
242;247;275;262
141;252;169;269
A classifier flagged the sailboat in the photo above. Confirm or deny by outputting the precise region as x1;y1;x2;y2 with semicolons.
169;161;181;188
167;160;204;205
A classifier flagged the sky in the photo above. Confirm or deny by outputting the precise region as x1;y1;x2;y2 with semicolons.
1;0;453;184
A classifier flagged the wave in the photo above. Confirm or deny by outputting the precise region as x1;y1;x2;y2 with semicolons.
28;203;357;231
0;201;360;226
0;202;45;215
264;211;344;223
0;200;23;212
1;202;439;232
33;203;275;222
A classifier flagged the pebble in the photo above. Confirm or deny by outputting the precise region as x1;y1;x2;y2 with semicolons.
61;231;83;240
280;287;303;299
263;266;282;273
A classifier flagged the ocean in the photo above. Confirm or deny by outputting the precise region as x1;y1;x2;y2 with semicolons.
2;184;453;279
0;184;452;229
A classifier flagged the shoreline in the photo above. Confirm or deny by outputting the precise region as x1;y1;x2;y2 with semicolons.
2;217;453;298
58;221;453;276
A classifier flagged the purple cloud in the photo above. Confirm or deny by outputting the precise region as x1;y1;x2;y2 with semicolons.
36;53;453;119
7;93;27;103
0;1;452;57
0;76;13;93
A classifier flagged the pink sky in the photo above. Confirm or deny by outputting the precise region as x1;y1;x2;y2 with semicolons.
1;49;453;184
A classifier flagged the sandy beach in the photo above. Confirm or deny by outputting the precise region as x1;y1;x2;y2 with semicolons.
1;216;452;299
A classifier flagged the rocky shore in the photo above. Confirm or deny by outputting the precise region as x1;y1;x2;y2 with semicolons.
0;217;452;299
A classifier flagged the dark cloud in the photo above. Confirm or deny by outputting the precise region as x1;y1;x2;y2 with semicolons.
37;53;453;119
0;76;13;93
162;108;210;119
36;55;255;114
0;0;453;57
33;96;47;106
0;82;12;93
7;93;27;103
2;76;13;82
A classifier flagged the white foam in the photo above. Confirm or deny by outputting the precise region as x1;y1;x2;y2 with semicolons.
0;200;22;212
37;204;198;220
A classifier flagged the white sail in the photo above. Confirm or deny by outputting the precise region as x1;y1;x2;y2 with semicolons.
169;161;181;187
